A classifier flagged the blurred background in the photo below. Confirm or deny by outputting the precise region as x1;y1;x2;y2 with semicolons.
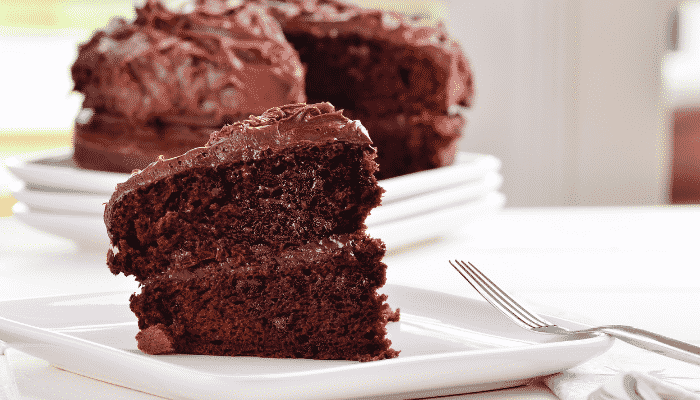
2;0;700;214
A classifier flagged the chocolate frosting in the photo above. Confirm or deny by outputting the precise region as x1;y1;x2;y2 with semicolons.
72;0;305;126
270;0;474;108
104;102;371;235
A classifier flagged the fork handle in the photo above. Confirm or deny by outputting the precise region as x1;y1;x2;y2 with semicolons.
585;325;700;366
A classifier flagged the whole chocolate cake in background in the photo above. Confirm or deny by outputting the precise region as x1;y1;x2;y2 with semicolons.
71;0;305;173
105;103;400;361
70;0;474;179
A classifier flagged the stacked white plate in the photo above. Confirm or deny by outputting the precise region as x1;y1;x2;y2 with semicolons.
6;148;505;250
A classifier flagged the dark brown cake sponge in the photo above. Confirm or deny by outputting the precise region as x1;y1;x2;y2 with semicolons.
131;234;399;361
345;110;465;180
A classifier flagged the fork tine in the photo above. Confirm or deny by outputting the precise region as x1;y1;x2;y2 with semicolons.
450;260;553;329
449;260;540;328
461;261;553;327
449;260;527;325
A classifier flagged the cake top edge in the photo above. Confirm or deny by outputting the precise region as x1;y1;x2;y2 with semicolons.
270;0;456;48
206;102;368;145
267;0;475;108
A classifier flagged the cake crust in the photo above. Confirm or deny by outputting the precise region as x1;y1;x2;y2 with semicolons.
135;324;176;355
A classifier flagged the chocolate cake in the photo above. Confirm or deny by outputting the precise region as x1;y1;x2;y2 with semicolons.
105;103;400;361
268;0;474;179
71;0;475;179
71;0;305;173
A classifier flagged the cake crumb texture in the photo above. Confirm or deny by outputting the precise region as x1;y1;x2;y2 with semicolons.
135;324;176;355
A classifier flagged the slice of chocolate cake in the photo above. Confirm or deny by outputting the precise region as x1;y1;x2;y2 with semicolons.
105;103;400;361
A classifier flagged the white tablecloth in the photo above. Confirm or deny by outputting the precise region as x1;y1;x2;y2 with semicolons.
1;206;699;399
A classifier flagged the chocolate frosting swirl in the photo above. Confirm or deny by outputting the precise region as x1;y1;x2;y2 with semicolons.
72;0;305;126
104;102;371;235
206;101;369;146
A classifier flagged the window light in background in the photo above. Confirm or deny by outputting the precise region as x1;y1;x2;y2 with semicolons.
664;1;700;204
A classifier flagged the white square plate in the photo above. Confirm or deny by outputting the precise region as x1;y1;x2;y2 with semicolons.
0;284;613;400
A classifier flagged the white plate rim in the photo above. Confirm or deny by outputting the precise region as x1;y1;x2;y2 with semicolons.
380;153;502;203
367;172;503;226
5;147;130;194
367;192;506;249
0;284;613;400
11;202;108;248
9;181;108;215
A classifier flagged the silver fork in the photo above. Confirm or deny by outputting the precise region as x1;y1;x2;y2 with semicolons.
449;260;700;366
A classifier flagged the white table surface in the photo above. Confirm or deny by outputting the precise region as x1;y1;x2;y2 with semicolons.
1;205;699;399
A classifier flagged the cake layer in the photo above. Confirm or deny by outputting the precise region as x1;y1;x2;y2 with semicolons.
346;111;466;180
106;104;383;282
71;1;305;125
274;0;474;116
73;110;217;173
131;234;400;361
